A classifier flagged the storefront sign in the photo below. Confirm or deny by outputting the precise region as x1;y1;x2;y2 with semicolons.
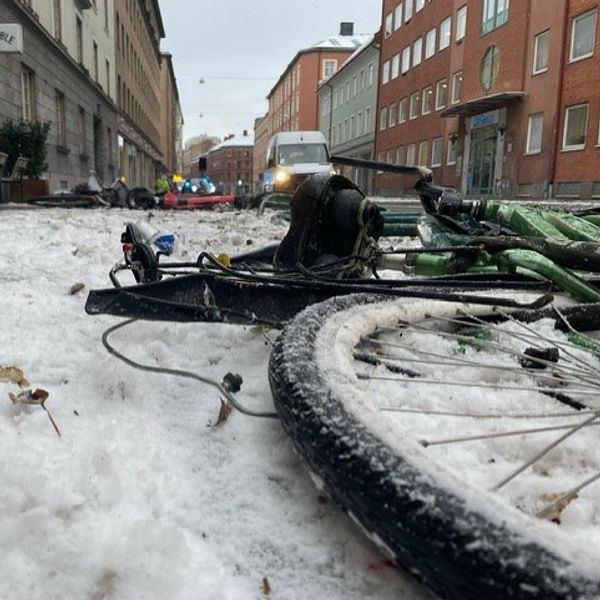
0;24;23;53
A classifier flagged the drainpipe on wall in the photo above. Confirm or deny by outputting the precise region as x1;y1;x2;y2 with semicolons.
548;0;570;200
322;81;334;148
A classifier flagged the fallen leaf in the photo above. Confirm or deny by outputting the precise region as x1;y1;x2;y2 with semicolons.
214;399;231;427
261;576;271;597
9;388;49;405
539;492;579;524
69;282;85;295
0;366;29;388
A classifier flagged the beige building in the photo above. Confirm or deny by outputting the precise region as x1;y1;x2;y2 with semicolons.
159;52;183;176
115;0;164;188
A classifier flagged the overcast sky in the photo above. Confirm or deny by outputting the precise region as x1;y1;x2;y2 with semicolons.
160;0;382;144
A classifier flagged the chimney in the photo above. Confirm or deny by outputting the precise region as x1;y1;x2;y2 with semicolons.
339;22;354;36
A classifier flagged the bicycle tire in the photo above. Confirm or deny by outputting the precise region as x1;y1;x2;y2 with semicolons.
269;293;600;599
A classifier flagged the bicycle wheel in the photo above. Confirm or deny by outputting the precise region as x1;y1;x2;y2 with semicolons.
269;293;600;599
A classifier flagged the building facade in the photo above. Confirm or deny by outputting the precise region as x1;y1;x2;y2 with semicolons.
318;36;379;194
0;0;118;193
254;24;371;176
115;0;164;188
375;0;600;200
159;52;183;176
206;131;254;194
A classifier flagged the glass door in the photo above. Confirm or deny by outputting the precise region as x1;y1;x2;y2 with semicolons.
468;127;497;197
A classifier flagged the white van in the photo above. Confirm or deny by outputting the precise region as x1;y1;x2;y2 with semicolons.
262;131;333;193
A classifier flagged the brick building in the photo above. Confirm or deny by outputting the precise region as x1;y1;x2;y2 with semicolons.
375;0;600;200
207;131;254;194
254;24;370;176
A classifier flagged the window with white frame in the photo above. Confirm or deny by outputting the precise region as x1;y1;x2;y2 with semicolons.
394;2;403;30
387;149;395;164
351;114;356;138
407;143;416;164
385;12;393;37
352;76;357;96
78;107;87;155
53;0;62;41
447;136;458;164
410;91;420;119
533;30;550;73
346;81;351;101
380;106;388;131
452;71;462;104
55;90;66;146
322;59;337;79
563;104;588;150
21;65;36;121
405;0;413;22
456;5;467;40
344;119;349;140
402;46;411;74
396;145;405;165
418;140;429;165
357;111;363;136
422;86;433;114
526;113;543;154
570;10;597;62
399;97;408;123
368;63;374;86
359;70;365;90
413;38;423;67
482;0;510;35
392;53;400;79
440;17;452;50
425;27;437;59
366;106;372;131
432;137;444;166
436;79;448;110
378;151;385;163
416;0;425;12
382;61;390;84
389;102;398;127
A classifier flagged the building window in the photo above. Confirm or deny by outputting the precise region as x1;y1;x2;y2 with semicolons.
436;79;448;110
392;53;400;79
396;145;405;165
104;0;109;31
357;111;363;136
418;140;429;165
380;107;388;131
570;10;597;63
563;104;588;150
385;12;393;37
394;2;403;30
105;59;110;95
55;90;66;146
352;76;357;96
368;63;374;86
422;86;433;114
425;28;436;59
21;65;36;121
452;71;462;104
366;106;372;131
481;45;500;91
447;136;458;165
378;151;385;163
410;92;420;119
416;0;425;12
401;46;411;74
78;107;87;155
351;114;356;138
413;38;423;67
405;0;413;22
533;30;550;74
432;138;444;167
456;5;467;40
359;69;365;90
93;41;99;81
53;0;62;41
322;59;337;79
389;102;398;127
407;143;416;165
76;16;83;63
382;60;390;84
399;97;408;123
387;149;395;164
482;0;510;35
440;17;452;50
526;113;543;154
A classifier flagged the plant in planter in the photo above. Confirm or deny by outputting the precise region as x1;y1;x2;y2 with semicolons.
0;119;51;201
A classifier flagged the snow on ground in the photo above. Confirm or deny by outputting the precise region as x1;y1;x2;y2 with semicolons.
0;205;430;600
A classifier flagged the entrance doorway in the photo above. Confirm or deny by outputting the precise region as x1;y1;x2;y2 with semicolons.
468;126;497;197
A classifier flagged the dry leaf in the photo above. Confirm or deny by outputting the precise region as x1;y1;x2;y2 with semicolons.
9;388;49;405
214;399;231;427
539;492;579;523
261;576;271;597
69;282;85;295
0;366;29;388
